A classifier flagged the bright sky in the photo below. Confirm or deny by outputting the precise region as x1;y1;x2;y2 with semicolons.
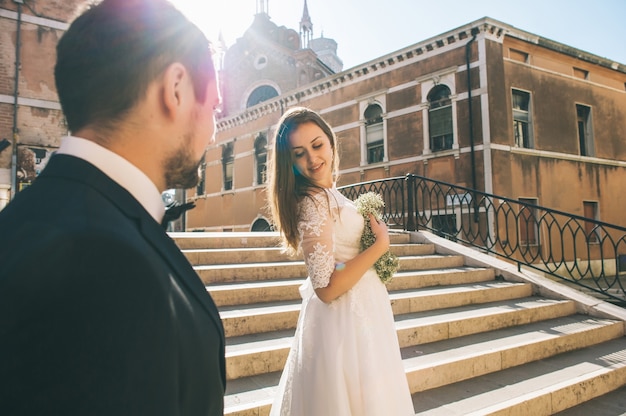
171;0;626;71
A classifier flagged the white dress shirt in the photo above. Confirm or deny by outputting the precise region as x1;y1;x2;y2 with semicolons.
56;135;165;223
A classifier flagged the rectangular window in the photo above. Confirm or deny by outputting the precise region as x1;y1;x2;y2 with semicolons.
257;160;267;184
367;141;384;164
576;104;594;157
573;67;589;80
509;48;529;63
222;142;234;191
518;198;539;246
256;153;267;184
512;89;533;148
583;201;600;243
366;123;384;163
255;134;268;185
429;106;453;151
224;161;233;190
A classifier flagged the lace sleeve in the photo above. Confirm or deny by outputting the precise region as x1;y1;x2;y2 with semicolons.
297;192;337;289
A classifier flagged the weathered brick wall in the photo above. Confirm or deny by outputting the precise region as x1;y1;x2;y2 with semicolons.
0;102;13;164
18;21;64;102
16;105;66;147
0;18;15;96
0;0;87;197
0;0;85;21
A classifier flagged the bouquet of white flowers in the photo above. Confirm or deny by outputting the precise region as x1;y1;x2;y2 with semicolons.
354;192;399;284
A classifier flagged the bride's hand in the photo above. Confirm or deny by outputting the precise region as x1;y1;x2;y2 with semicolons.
369;214;390;252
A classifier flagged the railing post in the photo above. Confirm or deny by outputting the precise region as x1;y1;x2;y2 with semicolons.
406;174;416;231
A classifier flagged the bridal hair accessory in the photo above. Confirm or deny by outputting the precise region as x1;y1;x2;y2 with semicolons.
354;192;399;284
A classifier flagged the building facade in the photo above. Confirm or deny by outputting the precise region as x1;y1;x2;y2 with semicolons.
0;0;341;220
0;0;87;209
1;1;625;235
187;17;626;234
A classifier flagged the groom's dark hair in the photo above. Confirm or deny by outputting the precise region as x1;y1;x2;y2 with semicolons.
55;0;215;133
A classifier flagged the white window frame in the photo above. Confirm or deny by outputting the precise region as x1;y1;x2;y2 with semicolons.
576;103;594;157
359;95;388;166
253;133;268;187
222;142;235;192
421;72;458;155
512;88;534;149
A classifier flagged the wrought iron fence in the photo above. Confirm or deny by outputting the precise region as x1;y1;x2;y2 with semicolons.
339;174;626;306
338;177;406;229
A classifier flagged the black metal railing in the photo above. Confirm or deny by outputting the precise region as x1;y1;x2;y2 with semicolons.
339;174;626;306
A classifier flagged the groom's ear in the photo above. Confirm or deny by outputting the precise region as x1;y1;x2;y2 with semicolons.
161;62;193;121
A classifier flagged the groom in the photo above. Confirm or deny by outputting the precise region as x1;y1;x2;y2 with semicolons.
0;0;225;414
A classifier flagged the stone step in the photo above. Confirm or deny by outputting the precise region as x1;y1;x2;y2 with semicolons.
552;383;626;415
208;266;496;307
171;231;411;250
220;300;300;338
170;231;626;414
386;267;495;291
225;329;294;382
185;247;295;266
395;297;576;348
216;270;516;338
222;295;574;380
391;243;436;257
183;243;436;266
403;315;624;394
198;262;306;285
222;316;625;415
196;254;467;285
389;280;533;315
224;371;279;416
172;232;282;249
209;279;306;307
410;336;626;415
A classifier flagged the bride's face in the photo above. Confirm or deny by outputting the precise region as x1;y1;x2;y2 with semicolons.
289;121;334;188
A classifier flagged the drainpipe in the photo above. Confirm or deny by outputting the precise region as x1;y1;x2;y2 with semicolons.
466;30;478;222
10;0;24;199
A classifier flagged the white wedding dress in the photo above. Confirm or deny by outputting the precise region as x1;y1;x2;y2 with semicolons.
271;188;415;416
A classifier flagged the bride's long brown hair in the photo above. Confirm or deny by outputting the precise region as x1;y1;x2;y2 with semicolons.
267;107;340;253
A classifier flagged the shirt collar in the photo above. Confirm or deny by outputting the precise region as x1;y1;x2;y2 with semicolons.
56;135;165;223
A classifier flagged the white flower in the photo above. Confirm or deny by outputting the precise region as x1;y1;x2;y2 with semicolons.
354;192;399;284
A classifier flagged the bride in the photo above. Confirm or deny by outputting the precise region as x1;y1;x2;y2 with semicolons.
267;107;415;415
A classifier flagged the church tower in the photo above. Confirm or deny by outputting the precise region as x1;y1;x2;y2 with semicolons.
256;0;268;16
219;0;342;115
300;0;313;49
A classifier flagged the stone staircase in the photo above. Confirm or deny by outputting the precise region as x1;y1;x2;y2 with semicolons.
171;231;626;416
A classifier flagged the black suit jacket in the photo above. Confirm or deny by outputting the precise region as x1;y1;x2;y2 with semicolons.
0;155;225;415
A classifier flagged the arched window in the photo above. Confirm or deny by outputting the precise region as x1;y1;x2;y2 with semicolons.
246;85;278;108
254;133;268;185
428;85;453;151
364;103;384;164
222;142;234;191
251;217;272;232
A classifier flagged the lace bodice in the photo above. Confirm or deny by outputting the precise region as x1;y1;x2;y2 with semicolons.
297;188;364;289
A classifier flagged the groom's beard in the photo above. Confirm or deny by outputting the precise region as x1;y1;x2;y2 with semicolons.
164;133;204;190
